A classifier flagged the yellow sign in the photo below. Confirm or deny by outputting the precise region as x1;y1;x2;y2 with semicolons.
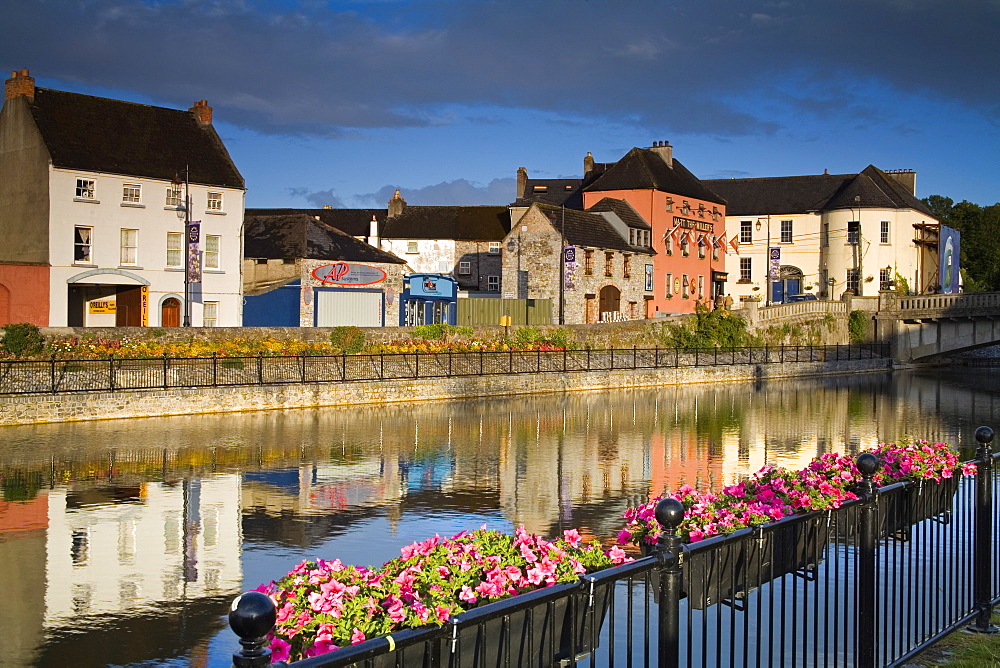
88;300;116;314
141;286;149;326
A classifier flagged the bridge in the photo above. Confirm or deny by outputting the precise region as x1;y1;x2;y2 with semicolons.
741;292;1000;363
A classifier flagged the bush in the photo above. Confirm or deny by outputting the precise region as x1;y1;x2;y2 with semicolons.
848;310;869;343
1;323;44;357
412;324;453;340
329;326;366;354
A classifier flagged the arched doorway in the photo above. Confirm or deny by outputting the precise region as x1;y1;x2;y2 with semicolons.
598;285;621;321
771;266;805;303
161;298;181;327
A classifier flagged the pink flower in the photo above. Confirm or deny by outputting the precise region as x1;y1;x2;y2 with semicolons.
562;528;582;547
269;637;291;663
459;586;477;604
351;628;367;645
608;545;629;564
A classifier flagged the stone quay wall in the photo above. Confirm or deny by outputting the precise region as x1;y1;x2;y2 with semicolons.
0;358;891;426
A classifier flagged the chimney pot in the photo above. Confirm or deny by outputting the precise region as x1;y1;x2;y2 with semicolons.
188;99;213;125
5;68;35;102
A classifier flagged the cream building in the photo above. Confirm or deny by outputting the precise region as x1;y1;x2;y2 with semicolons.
705;166;942;304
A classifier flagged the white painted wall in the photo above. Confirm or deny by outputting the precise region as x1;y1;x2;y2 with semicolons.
47;168;245;326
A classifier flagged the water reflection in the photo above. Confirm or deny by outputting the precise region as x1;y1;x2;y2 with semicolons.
1;368;998;666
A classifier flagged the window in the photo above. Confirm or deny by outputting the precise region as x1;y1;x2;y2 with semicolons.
74;226;93;263
629;229;635;245
604;252;614;277
740;221;753;244
697;204;706;218
821;223;829;247
623;254;631;279
781;220;793;243
697;275;704;298
406;241;419;254
487;275;500;291
203;301;219;327
584;250;593;275
204;235;220;270
437;261;450;273
880;267;892;290
665;197;673;212
207;192;223;211
697;237;705;259
847;221;859;244
881;221;890;244
532;185;547;193
665;272;673;296
120;229;137;265
488;242;501;254
680;235;689;257
681;201;691;215
166;232;183;268
165;186;182;207
458;261;471;275
75;179;95;199
711;207;720;222
846;268;859;292
682;274;689;297
739;257;752;282
122;184;141;204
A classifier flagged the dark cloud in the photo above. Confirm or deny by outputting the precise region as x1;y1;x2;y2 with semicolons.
2;0;997;138
296;178;516;207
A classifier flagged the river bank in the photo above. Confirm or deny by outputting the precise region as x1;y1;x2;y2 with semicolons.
0;357;891;426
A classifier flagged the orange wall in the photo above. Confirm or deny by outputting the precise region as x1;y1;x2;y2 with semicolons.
0;264;49;326
583;189;726;314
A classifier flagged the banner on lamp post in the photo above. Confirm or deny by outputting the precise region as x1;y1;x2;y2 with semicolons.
768;246;780;282
187;221;202;283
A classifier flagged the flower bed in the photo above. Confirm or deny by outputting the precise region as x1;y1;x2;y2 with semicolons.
618;439;976;607
255;526;630;663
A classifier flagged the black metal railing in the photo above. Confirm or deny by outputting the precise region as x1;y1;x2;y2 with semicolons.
228;425;998;668
0;343;890;396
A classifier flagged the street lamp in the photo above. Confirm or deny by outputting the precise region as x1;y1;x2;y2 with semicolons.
173;167;192;326
854;195;863;297
757;216;772;305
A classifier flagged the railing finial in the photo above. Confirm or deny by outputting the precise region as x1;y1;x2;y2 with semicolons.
230;591;276;667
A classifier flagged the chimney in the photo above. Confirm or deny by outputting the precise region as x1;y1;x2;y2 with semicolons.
5;69;35;101
885;169;917;195
368;215;380;247
584;152;595;177
516;166;528;199
188;99;213;125
388;189;406;218
649;140;673;167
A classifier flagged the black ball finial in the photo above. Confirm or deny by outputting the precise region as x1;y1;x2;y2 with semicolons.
856;452;881;477
229;591;277;641
655;497;685;531
975;426;994;445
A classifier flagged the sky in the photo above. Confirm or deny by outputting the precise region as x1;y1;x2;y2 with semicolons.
2;0;999;210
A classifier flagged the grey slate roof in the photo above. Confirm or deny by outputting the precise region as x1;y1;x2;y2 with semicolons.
584;148;726;205
532;203;655;254
244;214;406;264
246;206;511;241
704;166;934;217
586;197;652;230
28;88;244;189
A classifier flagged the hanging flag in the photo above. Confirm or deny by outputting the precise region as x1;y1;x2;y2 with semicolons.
663;226;677;251
729;237;740;255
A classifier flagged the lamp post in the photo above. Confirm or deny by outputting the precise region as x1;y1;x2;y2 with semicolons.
558;206;565;325
757;216;772;305
854;195;863;297
173;167;192;326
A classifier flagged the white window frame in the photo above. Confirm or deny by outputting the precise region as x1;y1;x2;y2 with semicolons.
780;220;793;243
665;272;673;297
120;228;138;266
740;221;753;244
204;234;220;270
739;257;752;282
487;275;500;291
122;183;141;205
203;301;219;327
488;241;501;254
847;221;859;245
697;275;705;298
207;191;223;212
458;261;471;275
75;178;95;200
406;241;419;254
665;197;673;212
881;221;890;244
74;226;93;264
166;232;183;268
880;267;892;290
165;186;183;208
846;268;860;292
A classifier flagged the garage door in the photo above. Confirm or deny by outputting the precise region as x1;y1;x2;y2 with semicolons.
315;290;383;327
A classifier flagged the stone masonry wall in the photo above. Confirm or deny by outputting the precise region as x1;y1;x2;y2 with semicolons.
1;358;890;425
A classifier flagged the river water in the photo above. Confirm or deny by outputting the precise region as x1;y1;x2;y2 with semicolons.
1;367;998;667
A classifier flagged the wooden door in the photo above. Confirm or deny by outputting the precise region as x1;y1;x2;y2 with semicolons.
161;298;181;327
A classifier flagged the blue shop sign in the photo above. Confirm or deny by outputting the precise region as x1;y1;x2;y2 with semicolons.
408;273;456;298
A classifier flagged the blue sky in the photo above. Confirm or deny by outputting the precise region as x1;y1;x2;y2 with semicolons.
3;0;998;209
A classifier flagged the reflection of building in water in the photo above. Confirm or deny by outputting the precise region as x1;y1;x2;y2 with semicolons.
0;493;48;667
43;474;242;627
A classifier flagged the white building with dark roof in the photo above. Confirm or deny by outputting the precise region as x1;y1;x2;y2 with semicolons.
705;166;946;304
0;69;245;327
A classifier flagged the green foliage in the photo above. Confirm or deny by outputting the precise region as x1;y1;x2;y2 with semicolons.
412;324;452;340
658;304;761;348
848;310;869;343
329;326;366;354
1;471;43;502
0;323;44;357
892;272;911;295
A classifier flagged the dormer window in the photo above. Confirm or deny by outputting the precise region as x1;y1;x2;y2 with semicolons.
75;179;95;200
532;185;548;193
564;185;573;191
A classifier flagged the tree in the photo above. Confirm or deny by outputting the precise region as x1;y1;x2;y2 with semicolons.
922;195;1000;292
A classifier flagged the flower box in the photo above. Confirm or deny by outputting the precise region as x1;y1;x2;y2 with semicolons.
644;513;830;609
835;475;961;541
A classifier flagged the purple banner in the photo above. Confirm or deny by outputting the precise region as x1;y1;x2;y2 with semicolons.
187;222;201;283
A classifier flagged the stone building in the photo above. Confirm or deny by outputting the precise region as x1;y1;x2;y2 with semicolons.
504;200;655;324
